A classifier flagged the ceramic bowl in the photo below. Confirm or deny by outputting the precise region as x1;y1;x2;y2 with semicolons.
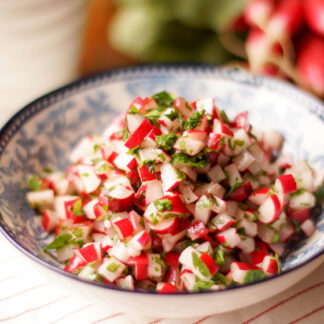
0;66;323;318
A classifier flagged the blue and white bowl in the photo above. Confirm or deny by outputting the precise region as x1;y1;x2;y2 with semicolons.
0;66;323;318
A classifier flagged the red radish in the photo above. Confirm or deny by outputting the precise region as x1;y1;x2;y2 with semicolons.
274;174;297;194
147;253;164;278
54;195;79;220
195;98;216;117
195;195;213;224
149;217;179;234
289;191;316;211
164;265;180;287
184;130;208;142
75;243;102;263
303;0;324;36
164;252;180;267
98;257;126;282
263;130;283;151
130;230;152;250
173;137;205;156
231;262;262;284
262;255;278;274
237;219;258;237
207;165;226;183
209;213;236;233
215;228;240;248
173;97;193;118
258;195;282;223
249;187;270;205
160;163;182;192
100;186;135;212
92;233;114;251
207;133;223;150
224;163;242;187
83;199;102;220
129;96;157;113
266;0;303;40
178;183;199;204
237;236;255;254
27;189;54;208
138;165;157;183
128;210;144;234
243;0;275;28
233;151;256;172
156;282;177;293
42;210;58;232
229;181;253;202
301;219;316;237
125;119;154;149
113;153;137;172
250;241;268;265
118;275;135;290
64;255;86;273
288;208;310;223
213;120;233;137
279;222;294;242
187;220;208;240
112;217;134;240
296;34;324;94
258;223;278;244
126;113;145;134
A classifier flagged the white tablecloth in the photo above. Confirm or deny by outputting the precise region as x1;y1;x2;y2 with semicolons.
0;233;323;324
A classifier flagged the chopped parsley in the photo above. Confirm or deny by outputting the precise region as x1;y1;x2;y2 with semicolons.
145;108;165;125
192;252;211;277
171;152;209;168
214;247;225;265
28;175;42;191
274;254;281;273
197;195;213;209
193;278;215;292
154;257;166;267
212;272;231;285
93;144;100;153
290;188;306;197
156;133;178;152
81;173;90;177
152;91;174;107
183;110;205;130
127;146;140;156
73;199;84;216
141;160;156;173
43;232;83;251
315;181;324;205
225;181;243;198
165;109;178;121
220;110;230;123
154;199;172;212
42;168;53;174
122;127;129;141
107;262;120;272
129;106;140;114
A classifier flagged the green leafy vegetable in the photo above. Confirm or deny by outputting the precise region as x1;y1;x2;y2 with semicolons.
156;133;178;151
290;188;307;197
42;168;53;174
154;199;172;212
129;105;140;114
73;199;84;217
212;272;231;285
214;246;225;265
127;145;140;156
43;233;83;251
183;110;205;130
315;181;324;205
242;270;265;284
107;262;120;272
192;252;211;277
220;110;230;123
172;152;209;168
93;144;100;153
193;278;215;291
122;127;129;141
28;175;42;191
141;160;156;173
152;91;174;107
274;254;281;274
165;109;179;121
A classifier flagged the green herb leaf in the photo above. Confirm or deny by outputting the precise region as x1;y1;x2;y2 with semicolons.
183;110;205;130
152;91;174;107
129;105;140;114
242;270;265;284
290;188;307;197
28;175;42;191
220;110;230;123
73;199;84;217
72;228;83;238
214;247;225;265
154;199;172;212
141;160;156;173
154;257;166;267
93;144;100;153
156;133;178;152
127;146;140;156
107;262;120;272
165;109;179;121
197;195;213;209
122;127;129;142
225;181;243;198
43;168;53;174
212;272;231;285
193;278;215;291
145;108;165;125
274;254;281;274
172;152;209;168
315;180;324;205
43;233;74;251
192;252;211;278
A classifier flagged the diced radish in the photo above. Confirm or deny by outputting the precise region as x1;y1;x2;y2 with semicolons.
233;151;255;171
64;255;86;273
237;219;258;237
224;163;242;187
98;257;126;282
303;0;324;36
179;183;199;204
209;213;236;233
75;242;102;263
173;97;193;118
207;133;224;150
164;252;180;267
263;130;283;151
289;191;316;211
237;236;255;254
83;199;101;220
249;187;270;205
231;111;250;132
112;217;134;240
174;137;205;156
231;262;262;284
229;181;253;202
279;222;294;242
54;195;79;220
288;208;310;223
195;195;213;224
127;113;145;134
147;253;163;278
128;210;144;233
125;119;154;149
258;223;278;244
27;189;54;208
118;275;135;290
42;209;58;232
71;164;101;194
243;0;275;28
262;255;278;274
250;241;268;265
258;195;282;223
129;230;152;251
195;98;215;117
215;228;240;248
114;153;137;172
160;163;182;192
57;244;79;262
301;219;316;237
149;217;179;234
156;282;177;293
207;165;226;183
138;165;157;183
187;220;208;240
200;252;218;276
101;185;135;212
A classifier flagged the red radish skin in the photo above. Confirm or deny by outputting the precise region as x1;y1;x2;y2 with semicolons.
125;119;154;149
187;221;208;240
128;253;149;281
157;282;177;293
274;174;297;194
262;255;278;274
303;0;324;36
243;0;275;28
164;252;180;267
64;255;86;273
112;218;134;240
258;195;282;223
297;34;324;94
200;253;218;276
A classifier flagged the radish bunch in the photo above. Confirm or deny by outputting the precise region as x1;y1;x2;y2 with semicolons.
27;91;320;293
242;0;324;97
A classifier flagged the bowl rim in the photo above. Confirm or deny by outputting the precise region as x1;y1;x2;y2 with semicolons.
0;64;323;296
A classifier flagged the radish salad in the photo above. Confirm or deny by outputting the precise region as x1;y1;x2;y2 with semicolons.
27;91;321;293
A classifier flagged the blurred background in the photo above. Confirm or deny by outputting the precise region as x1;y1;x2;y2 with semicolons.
1;0;323;124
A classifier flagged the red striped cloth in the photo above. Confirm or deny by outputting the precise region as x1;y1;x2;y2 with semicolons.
0;234;323;324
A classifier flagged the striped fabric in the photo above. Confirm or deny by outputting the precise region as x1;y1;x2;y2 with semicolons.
0;234;323;324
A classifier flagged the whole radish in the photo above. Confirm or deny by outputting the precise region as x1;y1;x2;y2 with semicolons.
296;34;324;95
266;0;303;41
243;0;276;28
303;0;324;36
